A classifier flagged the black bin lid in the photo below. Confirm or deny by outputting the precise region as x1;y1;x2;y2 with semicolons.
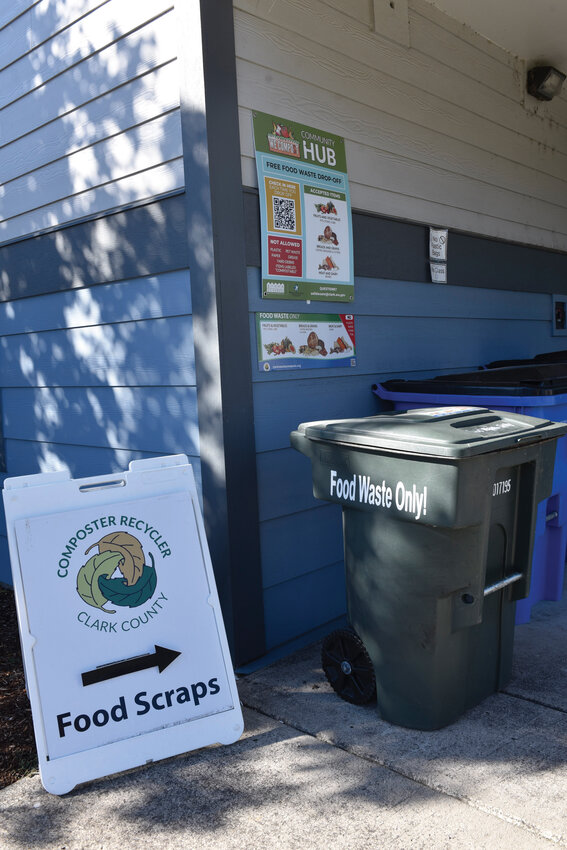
431;362;567;390
296;407;567;458
485;350;567;369
380;363;567;396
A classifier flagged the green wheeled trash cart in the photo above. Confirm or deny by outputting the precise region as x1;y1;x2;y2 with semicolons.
291;406;567;729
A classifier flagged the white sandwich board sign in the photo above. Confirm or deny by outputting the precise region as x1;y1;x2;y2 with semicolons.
3;455;243;795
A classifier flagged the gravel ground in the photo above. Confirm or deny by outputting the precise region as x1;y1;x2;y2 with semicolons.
0;585;37;788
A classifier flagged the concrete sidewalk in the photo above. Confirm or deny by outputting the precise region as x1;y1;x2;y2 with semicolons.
1;593;566;849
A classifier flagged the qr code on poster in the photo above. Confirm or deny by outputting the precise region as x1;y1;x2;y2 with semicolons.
273;196;296;231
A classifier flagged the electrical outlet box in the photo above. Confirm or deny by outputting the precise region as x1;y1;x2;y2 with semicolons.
552;295;567;336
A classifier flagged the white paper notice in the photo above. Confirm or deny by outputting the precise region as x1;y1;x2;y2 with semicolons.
430;262;447;283
429;228;448;261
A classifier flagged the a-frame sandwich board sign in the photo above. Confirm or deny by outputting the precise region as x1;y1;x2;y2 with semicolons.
3;455;243;795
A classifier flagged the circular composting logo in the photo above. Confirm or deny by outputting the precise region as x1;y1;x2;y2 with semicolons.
57;515;171;632
76;532;156;614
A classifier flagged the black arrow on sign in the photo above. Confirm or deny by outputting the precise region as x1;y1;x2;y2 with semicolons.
81;645;181;687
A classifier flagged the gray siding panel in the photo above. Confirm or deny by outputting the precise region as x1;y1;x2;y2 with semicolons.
0;267;199;589
0;196;188;301
0;0;183;243
0;0;108;70
0;1;40;33
235;0;567;251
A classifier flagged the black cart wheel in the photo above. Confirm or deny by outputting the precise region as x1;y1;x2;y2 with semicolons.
321;628;376;705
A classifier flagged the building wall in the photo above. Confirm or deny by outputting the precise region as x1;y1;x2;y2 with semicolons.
235;0;567;251
0;243;197;586
2;0;567;660
0;268;197;483
0;0;264;668
0;3;197;587
235;0;567;653
0;0;183;245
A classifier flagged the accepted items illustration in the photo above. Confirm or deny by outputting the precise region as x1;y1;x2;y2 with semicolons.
253;111;354;302
257;312;356;372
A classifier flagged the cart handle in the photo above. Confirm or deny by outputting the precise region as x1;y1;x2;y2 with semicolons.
483;572;523;597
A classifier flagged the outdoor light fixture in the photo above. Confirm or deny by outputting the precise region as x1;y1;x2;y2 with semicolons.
526;65;566;101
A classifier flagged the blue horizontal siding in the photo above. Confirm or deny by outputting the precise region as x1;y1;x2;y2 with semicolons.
0;269;198;588
264;561;346;649
2;386;199;455
0;314;195;387
254;373;380;453
0;270;191;336
0;1;35;32
257;448;318;522
260;503;343;589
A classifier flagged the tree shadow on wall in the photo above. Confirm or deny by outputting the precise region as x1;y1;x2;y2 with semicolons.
0;2;213;557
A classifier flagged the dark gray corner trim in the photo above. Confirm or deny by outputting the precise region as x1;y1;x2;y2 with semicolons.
179;0;265;665
244;188;567;294
0;196;189;301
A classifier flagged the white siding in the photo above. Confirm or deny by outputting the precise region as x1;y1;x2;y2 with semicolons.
234;0;567;251
0;0;183;244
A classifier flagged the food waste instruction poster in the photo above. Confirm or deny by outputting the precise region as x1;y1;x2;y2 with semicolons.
256;312;356;372
253;111;354;302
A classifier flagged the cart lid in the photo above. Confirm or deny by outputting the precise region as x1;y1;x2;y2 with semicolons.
485;350;567;369
295;407;567;458
378;362;567;397
432;362;567;390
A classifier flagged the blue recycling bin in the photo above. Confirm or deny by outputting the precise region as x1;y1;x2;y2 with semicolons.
374;365;567;623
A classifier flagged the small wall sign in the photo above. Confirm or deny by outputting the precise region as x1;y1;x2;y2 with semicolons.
3;455;243;795
256;311;356;371
430;262;448;283
429;227;448;261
